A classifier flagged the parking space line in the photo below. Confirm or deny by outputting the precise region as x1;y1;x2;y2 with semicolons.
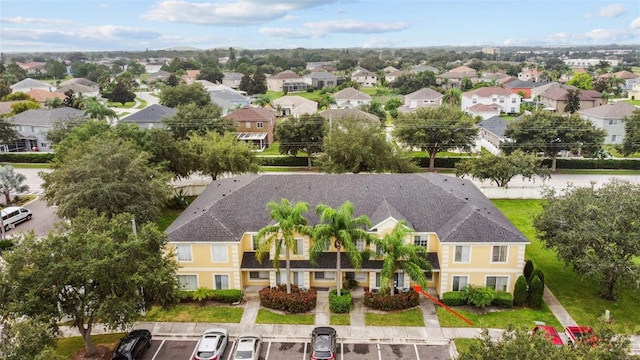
376;343;381;360
413;343;420;360
151;339;165;360
226;340;236;360
339;342;343;360
189;339;198;360
302;341;307;360
265;341;272;360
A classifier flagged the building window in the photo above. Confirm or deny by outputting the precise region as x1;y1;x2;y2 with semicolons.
235;122;240;128
454;245;470;263
252;235;260;251
511;97;516;103
314;271;335;280
486;276;508;292
214;274;230;290
354;272;366;281
413;235;428;249
246;121;251;128
472;98;477;104
608;119;618;125
356;239;366;251
257;122;264;128
375;273;380;288
292;272;302;286
499;98;504;103
212;244;228;262
452;276;468;291
176;245;192;261
510;107;515;113
492;246;508;262
249;271;269;279
611;135;618;142
287;239;303;255
492;97;498;103
177;275;197;290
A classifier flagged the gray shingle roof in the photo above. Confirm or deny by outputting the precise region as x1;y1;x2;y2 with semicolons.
120;104;176;124
7;107;86;126
478;116;508;138
166;174;528;245
578;102;638;119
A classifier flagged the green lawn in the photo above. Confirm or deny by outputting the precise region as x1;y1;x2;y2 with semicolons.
330;314;350;325
365;308;424;327
255;309;315;324
0;162;50;169
56;332;124;358
453;338;478;354
143;303;243;323
493;200;640;334
436;304;562;330
107;100;136;108
136;98;148;109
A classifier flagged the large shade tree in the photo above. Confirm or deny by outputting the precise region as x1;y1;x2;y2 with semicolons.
256;199;313;294
454;150;550;188
311;201;373;296
393;106;478;171
372;222;431;296
187;131;260;180
159;82;211;108
41;137;172;223
276;114;325;168
533;179;640;300
503;111;606;171
0;210;179;356
163;103;231;140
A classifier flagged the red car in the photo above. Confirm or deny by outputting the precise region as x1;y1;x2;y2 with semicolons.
532;325;564;347
565;326;598;346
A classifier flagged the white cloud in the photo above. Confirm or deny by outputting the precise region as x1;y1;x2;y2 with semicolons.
141;0;342;25
259;28;318;39
260;19;408;39
503;27;640;46
631;17;640;29
362;37;403;48
0;16;73;25
99;4;110;8
595;3;626;17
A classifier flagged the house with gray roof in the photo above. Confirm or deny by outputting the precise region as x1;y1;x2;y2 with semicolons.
304;72;339;90
477;116;508;154
578;102;638;144
398;88;444;113
209;90;251;115
166;173;529;296
222;72;244;89
319;108;380;126
3;107;86;152
332;87;371;108
10;78;55;93
120;104;177;129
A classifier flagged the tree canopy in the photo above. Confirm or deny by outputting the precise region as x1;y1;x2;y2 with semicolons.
621;108;640;156
503;111;605;171
393;106;478;171
41;137;172;223
159;82;211;108
187;131;260;180
276;114;326;168
163;103;231;140
534;179;640;300
454;150;550;187
317;118;419;174
0;210;179;356
566;72;594;90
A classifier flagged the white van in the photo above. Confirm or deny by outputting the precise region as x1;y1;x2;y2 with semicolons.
1;206;32;231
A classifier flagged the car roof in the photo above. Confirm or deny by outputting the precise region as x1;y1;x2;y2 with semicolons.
236;337;259;351
199;329;227;350
1;206;24;214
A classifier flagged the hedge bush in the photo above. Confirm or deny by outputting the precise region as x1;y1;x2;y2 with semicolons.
410;156;640;170
463;285;495;308
329;289;352;313
179;288;243;303
441;291;467;306
491;291;514;308
0;152;54;163
528;276;544;309
212;289;243;303
259;285;317;313
257;156;310;167
529;269;545;288
364;290;419;311
513;275;529;307
523;260;534;281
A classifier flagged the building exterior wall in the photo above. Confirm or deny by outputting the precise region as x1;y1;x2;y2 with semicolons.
462;94;521;114
581;114;626;144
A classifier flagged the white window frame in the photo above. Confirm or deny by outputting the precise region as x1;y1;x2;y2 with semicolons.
452;275;468;291
177;274;198;290
491;245;508;263
355;239;366;251
354;272;367;281
214;274;230;290
608;119;618;125
486;276;509;292
257;122;264;129
211;244;228;262
314;271;335;280
176;245;192;262
246;121;251;128
249;271;269;280
286;239;304;255
611;135;618;142
453;245;470;263
413;234;428;249
292;271;302;286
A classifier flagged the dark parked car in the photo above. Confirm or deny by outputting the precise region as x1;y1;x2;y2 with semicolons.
111;329;152;360
310;326;337;360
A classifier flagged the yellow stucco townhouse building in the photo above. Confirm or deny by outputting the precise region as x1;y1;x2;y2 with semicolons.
165;173;529;297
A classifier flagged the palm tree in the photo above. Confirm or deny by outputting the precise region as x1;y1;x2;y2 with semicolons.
373;221;431;296
607;76;626;96
311;201;373;296
253;94;273;108
0;166;29;204
81;97;118;123
255;199;312;294
443;88;461;107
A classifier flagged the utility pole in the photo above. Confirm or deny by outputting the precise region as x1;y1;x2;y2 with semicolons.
131;217;137;237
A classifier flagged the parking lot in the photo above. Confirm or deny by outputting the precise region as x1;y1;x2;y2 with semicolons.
141;339;451;360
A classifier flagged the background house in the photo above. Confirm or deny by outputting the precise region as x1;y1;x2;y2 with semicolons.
477;116;508;154
10;78;55;93
578;102;638;144
224;106;276;151
332;87;371;108
398;88;444;113
267;70;308;92
272;96;318;118
166;173;529;297
304;72;339;90
461;87;521;117
351;68;377;87
120;104;176;129
538;85;603;114
319;108;380;127
223;72;244;89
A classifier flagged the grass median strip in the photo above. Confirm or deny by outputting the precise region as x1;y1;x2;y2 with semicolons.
330;314;350;326
365;308;424;327
255;309;315;324
143;304;243;323
56;333;124;358
436;304;562;329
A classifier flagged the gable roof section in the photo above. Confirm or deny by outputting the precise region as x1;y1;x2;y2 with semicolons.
25;89;65;102
166;173;529;244
542;87;601;101
405;88;444;100
319;108;379;124
578;102;638;119
269;70;301;80
273;95;318;108
503;80;538;89
450;66;476;73
478;116;508;137
10;78;52;91
463;87;513;97
333;87;371;101
60;78;99;87
121;104;177;124
224;106;275;122
7;107;86;126
223;72;244;80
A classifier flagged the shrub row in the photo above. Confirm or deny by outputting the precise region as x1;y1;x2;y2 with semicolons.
0;152;54;163
257;156;310;167
259;284;317;313
178;288;243;304
364;290;419;311
441;290;513;309
329;289;352;313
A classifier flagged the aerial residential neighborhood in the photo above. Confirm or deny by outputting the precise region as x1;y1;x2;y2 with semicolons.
1;1;640;359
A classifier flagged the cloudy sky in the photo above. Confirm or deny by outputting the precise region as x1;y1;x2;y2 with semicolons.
1;0;639;52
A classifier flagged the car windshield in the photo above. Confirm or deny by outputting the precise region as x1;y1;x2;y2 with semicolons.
198;351;216;358
313;350;332;359
235;350;253;359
